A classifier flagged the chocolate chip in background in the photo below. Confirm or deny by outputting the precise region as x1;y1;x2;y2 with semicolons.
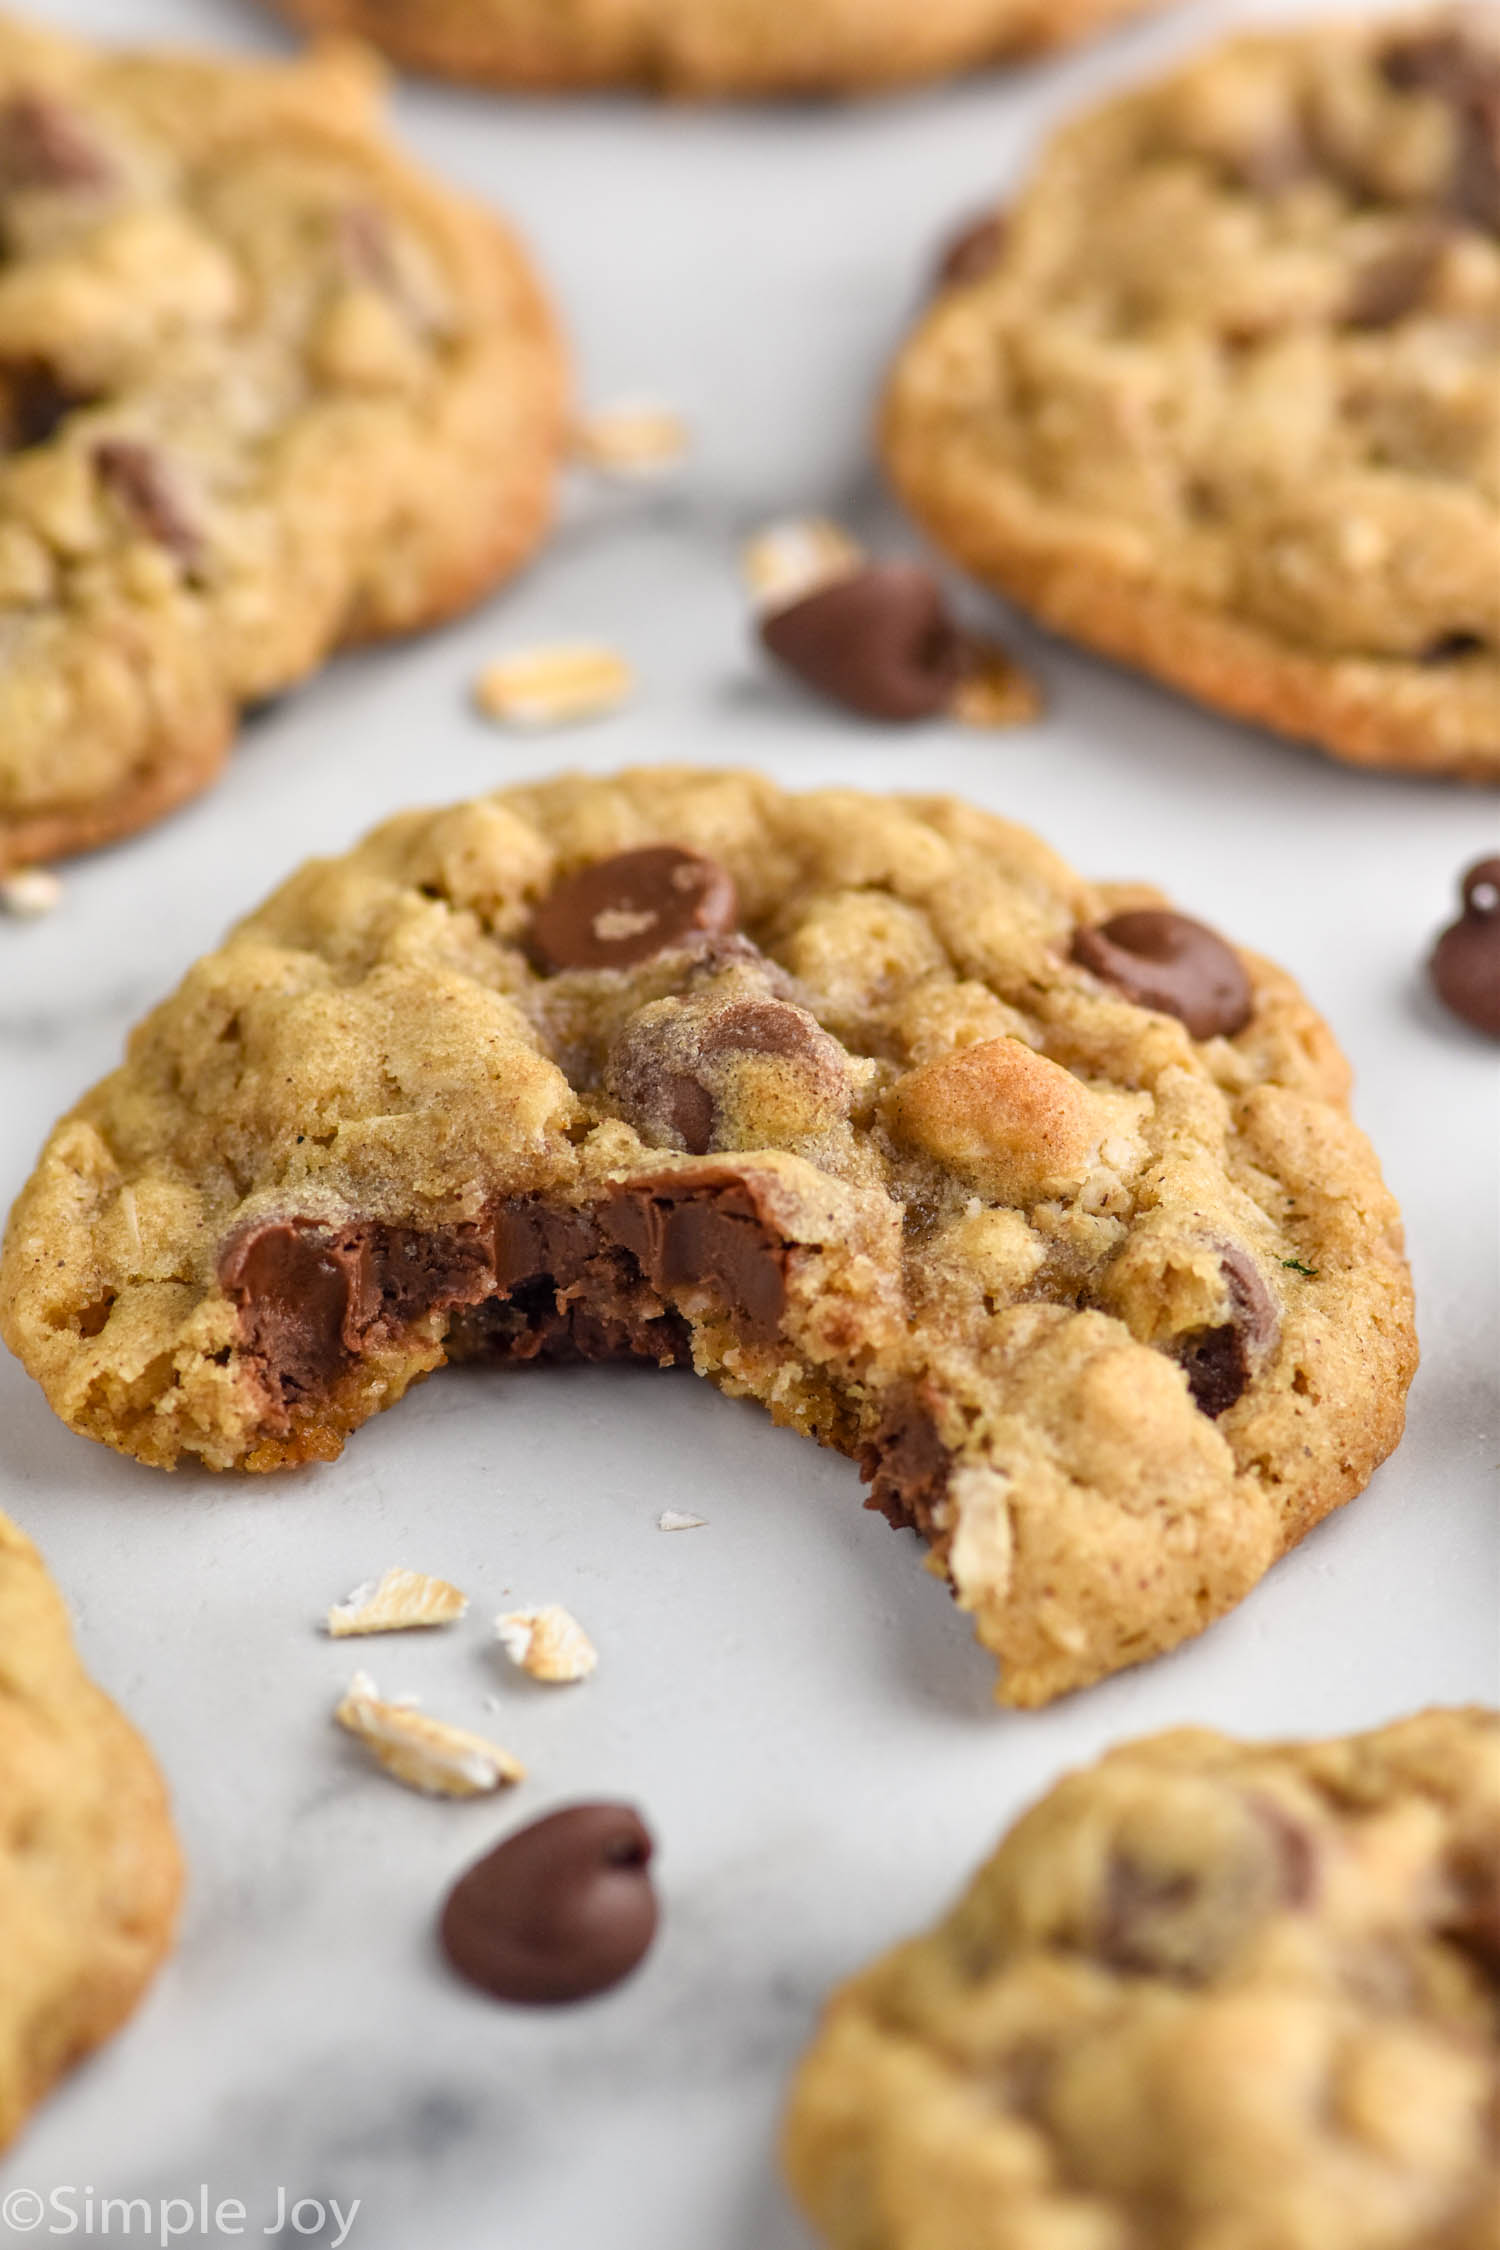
0;358;82;451
0;92;113;192
530;846;739;973
94;439;203;568
1071;910;1253;1041
935;210;1006;288
1430;856;1500;1036
760;563;966;722
441;1804;658;2005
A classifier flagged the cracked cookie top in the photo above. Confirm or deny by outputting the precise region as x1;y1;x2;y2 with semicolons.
0;12;564;870
0;769;1415;1704
0;1507;181;2152
884;9;1500;775
787;1707;1500;2250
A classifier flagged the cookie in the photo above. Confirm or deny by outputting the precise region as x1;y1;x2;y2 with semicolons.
786;1708;1500;2249
265;0;1168;100
0;770;1415;1705
884;11;1500;777
0;1508;181;2151
0;15;565;873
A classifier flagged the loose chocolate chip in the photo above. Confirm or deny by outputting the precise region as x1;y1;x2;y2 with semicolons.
1174;1242;1280;1419
529;846;739;973
1071;910;1253;1041
440;1804;658;2005
1430;857;1500;1037
0;92;112;193
94;440;202;568
935;210;1006;288
760;564;967;722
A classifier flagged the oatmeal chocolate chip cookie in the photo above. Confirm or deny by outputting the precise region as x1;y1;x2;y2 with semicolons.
786;1708;1500;2250
0;770;1415;1705
0;15;565;874
884;10;1500;777
0;1508;181;2150
265;0;1169;100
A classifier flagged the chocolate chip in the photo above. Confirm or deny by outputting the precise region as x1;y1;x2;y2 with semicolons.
1099;1796;1309;1984
1381;29;1500;233
1071;910;1253;1040
440;1804;658;2005
1430;856;1500;1037
1442;1840;1500;1978
858;1392;951;1541
529;847;739;974
0;93;112;193
1422;631;1488;661
605;991;850;1155
0;359;80;451
1346;234;1447;327
221;1174;793;1421
935;211;1006;288
93;440;202;568
760;564;966;722
1174;1243;1280;1419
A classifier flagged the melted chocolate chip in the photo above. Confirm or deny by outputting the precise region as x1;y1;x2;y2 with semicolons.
219;1174;794;1423
935;211;1006;288
760;564;966;722
1071;910;1253;1040
529;847;739;974
858;1392;952;1542
1430;856;1500;1037
441;1805;658;2005
94;440;202;567
1174;1243;1280;1419
0;92;112;193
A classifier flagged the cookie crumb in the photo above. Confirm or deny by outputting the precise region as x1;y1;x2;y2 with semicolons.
742;518;863;613
495;1605;598;1683
326;1566;469;1637
658;1509;708;1532
952;643;1042;728
573;403;689;477
475;644;634;729
0;867;62;919
334;1671;524;1796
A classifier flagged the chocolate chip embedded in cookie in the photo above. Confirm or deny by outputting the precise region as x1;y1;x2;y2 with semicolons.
786;1708;1500;2250
0;770;1416;1705
884;11;1500;775
0;16;565;875
0;1510;181;2151
262;0;1174;100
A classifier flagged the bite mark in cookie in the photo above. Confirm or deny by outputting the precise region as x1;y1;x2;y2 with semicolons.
0;772;1416;1704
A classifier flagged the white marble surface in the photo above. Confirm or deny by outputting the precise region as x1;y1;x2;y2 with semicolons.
1;1;1498;2244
